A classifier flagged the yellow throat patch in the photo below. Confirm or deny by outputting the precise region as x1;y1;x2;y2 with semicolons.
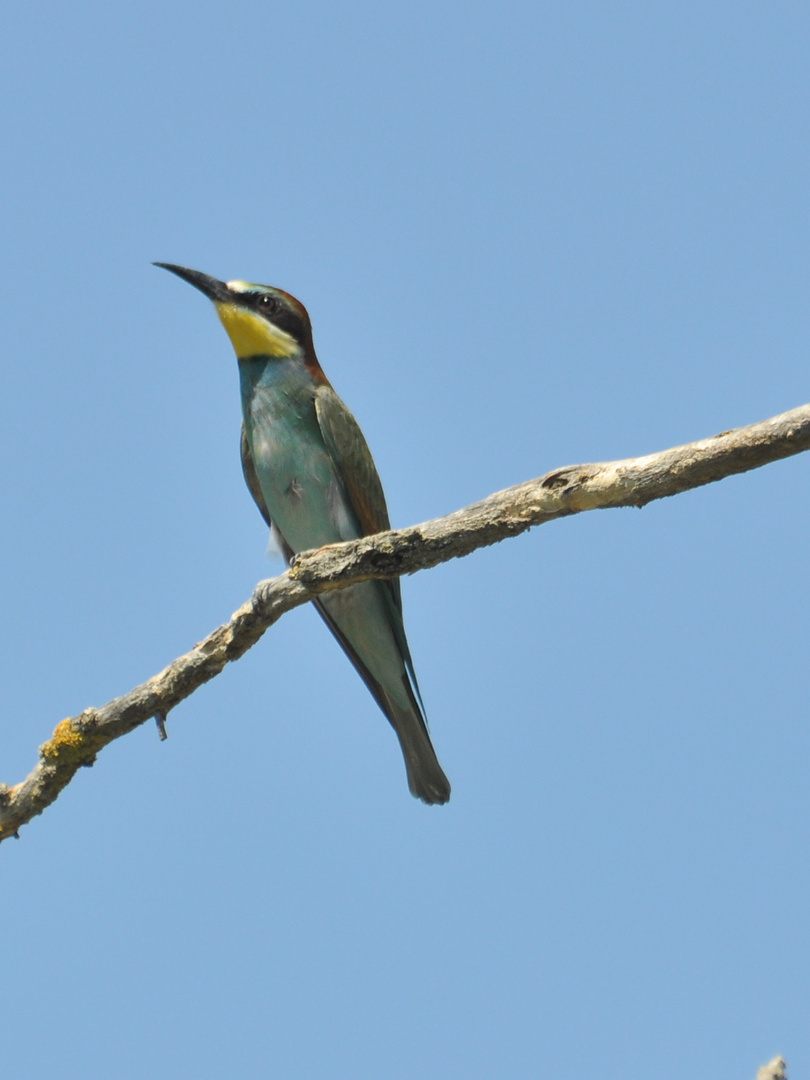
215;302;298;359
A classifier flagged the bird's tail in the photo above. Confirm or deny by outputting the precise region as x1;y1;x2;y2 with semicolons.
314;590;451;805
387;687;451;805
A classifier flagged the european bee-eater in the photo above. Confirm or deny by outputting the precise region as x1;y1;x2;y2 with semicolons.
156;264;450;805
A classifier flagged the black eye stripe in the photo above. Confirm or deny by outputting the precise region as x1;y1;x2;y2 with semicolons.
249;291;307;345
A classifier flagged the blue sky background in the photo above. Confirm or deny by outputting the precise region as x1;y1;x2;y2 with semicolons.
1;3;808;1076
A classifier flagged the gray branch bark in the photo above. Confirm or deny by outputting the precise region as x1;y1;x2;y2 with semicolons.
2;402;809;842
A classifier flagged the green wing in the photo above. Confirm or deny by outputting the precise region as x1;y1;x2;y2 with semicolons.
313;384;402;618
314;385;425;696
313;385;391;535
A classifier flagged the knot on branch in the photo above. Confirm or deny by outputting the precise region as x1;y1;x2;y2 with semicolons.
540;466;583;490
539;464;604;497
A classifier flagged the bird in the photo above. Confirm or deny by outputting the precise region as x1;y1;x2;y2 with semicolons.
156;264;451;805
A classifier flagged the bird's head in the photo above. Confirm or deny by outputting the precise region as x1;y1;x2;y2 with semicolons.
156;263;316;365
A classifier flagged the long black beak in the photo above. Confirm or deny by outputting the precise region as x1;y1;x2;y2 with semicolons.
154;263;232;303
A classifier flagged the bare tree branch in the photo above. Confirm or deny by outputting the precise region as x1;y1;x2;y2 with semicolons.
2;402;809;842
757;1056;787;1080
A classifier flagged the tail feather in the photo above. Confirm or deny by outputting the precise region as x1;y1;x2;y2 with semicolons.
387;685;451;805
314;591;451;805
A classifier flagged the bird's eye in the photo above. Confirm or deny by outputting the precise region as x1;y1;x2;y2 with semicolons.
258;294;279;313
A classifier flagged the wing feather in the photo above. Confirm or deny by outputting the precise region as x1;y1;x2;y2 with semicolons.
314;385;424;689
314;384;391;537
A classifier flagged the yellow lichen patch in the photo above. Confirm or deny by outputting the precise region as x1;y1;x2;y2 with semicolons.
40;718;87;761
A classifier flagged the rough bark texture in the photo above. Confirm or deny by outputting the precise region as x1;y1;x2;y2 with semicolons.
1;403;809;841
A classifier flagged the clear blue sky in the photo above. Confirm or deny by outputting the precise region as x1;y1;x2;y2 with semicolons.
2;3;807;1077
